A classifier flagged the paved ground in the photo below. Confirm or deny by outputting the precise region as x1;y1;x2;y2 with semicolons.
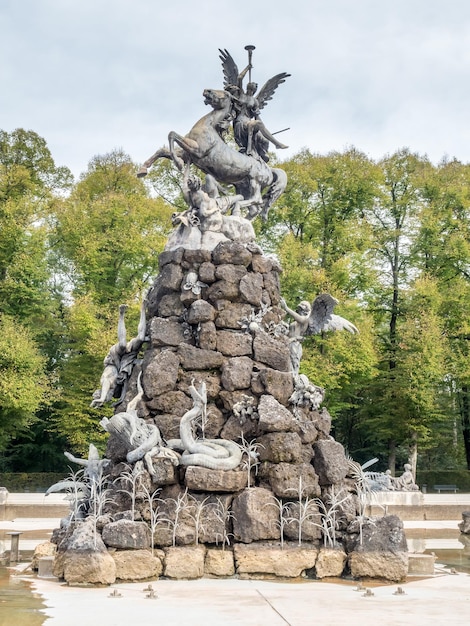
29;571;470;626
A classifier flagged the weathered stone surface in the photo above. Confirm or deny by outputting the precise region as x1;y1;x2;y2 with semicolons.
263;271;281;305
178;343;225;370
312;439;349;485
62;550;117;585
184;467;247;492
198;321;217;350
31;541;56;571
150;317;187;347
112;549;163;581
198;261;216;283
142;349;179;397
153;414;182;440
234;543;318;578
349;515;408;553
147;390;192;416
232;488;280;543
315;547;347;578
158;262;184;291
257;394;297;432
158;248;184;268
177;371;221;400
206;279;240;302
54;520;117;585
212;241;252;266
257;368;294;405
310;408;332;438
147;458;178;486
260;462;321;498
349;551;409;582
221;356;253;391
253;331;290;371
239;273;264;306
258;432;303;464
251;254;273;274
215;263;247;283
283;500;323;542
205;548;235;576
214;301;253;329
157;293;184;317
163;545;206;579
102;520;150;550
183;248;212;265
187;299;216;324
296;421;318;444
216;330;253;357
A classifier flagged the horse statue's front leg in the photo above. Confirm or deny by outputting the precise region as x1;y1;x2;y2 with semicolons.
137;147;172;177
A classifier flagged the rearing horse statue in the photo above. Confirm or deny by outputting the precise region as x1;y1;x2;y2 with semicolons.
137;89;287;220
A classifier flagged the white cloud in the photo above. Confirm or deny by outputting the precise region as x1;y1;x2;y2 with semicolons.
1;0;470;177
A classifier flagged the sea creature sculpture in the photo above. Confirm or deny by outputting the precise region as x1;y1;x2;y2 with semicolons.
100;374;179;475
167;382;243;470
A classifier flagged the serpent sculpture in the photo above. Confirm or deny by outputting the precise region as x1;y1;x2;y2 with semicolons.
167;382;243;470
100;374;180;475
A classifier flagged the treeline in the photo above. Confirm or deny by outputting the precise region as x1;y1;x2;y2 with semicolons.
1;129;469;476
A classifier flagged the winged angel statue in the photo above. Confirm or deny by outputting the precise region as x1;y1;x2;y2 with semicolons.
138;47;290;220
281;294;359;375
218;48;290;162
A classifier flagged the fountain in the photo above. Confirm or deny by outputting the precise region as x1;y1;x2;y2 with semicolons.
42;47;409;585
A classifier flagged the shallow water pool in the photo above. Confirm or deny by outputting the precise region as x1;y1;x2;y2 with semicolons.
0;567;46;626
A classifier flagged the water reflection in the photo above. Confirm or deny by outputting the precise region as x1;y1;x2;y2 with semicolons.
0;567;46;626
406;528;470;574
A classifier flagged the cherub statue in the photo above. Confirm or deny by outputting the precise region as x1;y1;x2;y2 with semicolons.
280;294;358;374
91;299;147;408
219;48;290;162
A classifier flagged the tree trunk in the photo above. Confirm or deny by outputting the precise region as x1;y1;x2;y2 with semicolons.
388;439;396;475
459;385;470;470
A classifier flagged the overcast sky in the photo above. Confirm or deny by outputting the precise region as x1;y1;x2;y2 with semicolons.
2;0;469;179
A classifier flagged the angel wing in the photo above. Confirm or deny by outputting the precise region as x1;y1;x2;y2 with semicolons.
257;72;291;111
307;294;358;336
219;48;239;88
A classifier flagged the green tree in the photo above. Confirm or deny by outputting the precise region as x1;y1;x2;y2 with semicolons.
0;315;53;451
51;150;174;452
0;129;72;466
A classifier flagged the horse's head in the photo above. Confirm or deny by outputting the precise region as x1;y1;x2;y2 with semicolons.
203;88;231;111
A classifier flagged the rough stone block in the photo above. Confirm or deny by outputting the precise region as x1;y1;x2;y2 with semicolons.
232;487;280;543
142;349;180;397
253;331;290;371
150;317;187;347
102;520;150;550
234;542;318;578
163;545;206;579
205;548;235;576
258;432;303;464
258;368;294;405
221;356;253;391
348;551;409;582
178;343;225;370
112;549;163;581
212;241;252;266
184;466;247;492
257;394;297;432
315;547;347;578
312;439;349;485
216;330;253;357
